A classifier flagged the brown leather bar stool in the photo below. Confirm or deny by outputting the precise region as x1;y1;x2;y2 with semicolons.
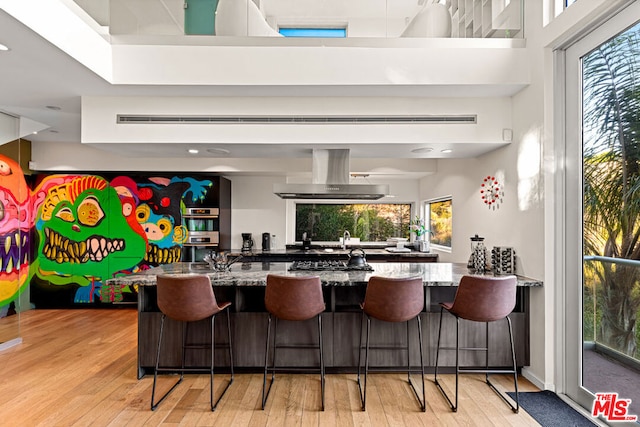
434;274;519;413
262;274;326;410
151;274;233;411
357;276;426;412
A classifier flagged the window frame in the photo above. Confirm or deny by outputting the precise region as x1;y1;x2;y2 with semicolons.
423;196;452;252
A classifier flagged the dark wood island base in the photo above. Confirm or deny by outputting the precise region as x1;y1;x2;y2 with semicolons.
107;262;541;379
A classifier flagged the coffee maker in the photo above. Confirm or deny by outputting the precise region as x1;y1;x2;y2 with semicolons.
241;233;254;252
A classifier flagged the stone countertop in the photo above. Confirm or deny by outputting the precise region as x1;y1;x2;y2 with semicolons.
106;262;542;288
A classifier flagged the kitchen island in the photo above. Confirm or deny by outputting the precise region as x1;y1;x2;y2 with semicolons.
107;262;541;378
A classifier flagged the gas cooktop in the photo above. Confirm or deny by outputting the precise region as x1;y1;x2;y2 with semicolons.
289;260;374;271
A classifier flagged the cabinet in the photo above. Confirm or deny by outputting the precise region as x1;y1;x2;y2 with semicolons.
136;280;529;377
449;0;521;38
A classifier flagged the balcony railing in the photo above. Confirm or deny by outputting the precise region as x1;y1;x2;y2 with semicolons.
583;255;640;369
72;0;523;40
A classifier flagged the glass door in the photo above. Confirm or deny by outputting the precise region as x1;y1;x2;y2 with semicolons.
565;2;640;421
0;112;22;350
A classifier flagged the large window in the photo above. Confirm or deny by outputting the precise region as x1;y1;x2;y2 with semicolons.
426;197;452;249
295;203;411;242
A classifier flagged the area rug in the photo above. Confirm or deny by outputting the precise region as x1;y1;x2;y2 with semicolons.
506;391;596;426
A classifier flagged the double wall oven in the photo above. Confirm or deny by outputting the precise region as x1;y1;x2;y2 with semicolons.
182;207;220;262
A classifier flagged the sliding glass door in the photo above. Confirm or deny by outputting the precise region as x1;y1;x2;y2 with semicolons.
565;2;640;420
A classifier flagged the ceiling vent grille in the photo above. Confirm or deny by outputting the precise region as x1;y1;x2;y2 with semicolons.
116;114;477;125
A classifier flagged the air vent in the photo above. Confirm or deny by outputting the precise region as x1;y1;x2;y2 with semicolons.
116;114;477;125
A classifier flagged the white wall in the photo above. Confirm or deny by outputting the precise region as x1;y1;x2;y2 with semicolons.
420;0;549;388
420;139;543;276
228;175;288;250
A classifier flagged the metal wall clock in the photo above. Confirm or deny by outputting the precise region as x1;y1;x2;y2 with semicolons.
480;175;504;210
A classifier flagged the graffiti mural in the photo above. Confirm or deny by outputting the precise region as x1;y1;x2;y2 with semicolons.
28;173;215;307
0;156;31;318
136;177;189;267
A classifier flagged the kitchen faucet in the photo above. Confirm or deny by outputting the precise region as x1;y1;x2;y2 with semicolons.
342;230;351;250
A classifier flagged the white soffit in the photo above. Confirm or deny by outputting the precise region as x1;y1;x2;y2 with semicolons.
81;96;513;147
0;0;113;81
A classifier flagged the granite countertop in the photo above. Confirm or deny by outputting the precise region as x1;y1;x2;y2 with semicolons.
106;262;542;288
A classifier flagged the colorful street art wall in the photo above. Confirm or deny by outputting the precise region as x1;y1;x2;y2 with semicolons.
0;155;226;315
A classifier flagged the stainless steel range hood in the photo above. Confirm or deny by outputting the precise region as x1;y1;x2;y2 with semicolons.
273;149;389;200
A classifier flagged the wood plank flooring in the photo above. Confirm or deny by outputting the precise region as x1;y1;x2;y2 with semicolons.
0;309;541;426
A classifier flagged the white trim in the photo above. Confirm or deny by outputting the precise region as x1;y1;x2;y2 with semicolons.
522;367;554;391
0;337;22;352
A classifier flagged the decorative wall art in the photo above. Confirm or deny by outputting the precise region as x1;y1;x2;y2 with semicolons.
480;175;504;210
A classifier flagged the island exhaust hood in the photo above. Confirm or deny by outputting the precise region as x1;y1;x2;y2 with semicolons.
273;149;389;200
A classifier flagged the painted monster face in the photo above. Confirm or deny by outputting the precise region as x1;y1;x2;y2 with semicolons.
0;188;30;306
136;203;183;265
37;184;147;278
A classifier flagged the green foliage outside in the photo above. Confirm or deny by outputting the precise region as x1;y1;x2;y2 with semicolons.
295;203;411;242
582;23;640;357
429;199;452;247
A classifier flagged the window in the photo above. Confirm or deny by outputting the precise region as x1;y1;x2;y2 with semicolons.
278;28;346;38
295;203;411;242
426;197;452;249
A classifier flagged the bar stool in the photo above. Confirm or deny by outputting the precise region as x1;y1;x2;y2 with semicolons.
151;274;234;411
357;276;426;412
434;274;519;413
262;274;325;410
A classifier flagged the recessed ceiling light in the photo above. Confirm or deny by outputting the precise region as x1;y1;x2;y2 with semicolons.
441;149;453;153
207;148;230;155
45;105;61;111
411;147;433;154
188;149;199;154
0;43;9;51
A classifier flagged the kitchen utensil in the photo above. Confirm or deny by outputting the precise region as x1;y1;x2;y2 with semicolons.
347;247;367;267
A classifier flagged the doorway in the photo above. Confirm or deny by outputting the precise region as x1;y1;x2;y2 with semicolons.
564;2;640;420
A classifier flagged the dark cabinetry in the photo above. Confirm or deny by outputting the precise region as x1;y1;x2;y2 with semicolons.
137;282;529;377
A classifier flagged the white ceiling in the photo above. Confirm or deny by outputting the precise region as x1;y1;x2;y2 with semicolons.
0;1;526;170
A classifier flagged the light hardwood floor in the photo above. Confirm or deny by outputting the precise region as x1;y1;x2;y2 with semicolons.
0;309;541;426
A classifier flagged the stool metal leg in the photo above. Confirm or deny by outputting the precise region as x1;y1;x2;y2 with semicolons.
262;314;274;410
356;311;366;411
406;316;426;412
151;314;184;411
484;316;519;413
318;314;325;411
356;313;371;411
434;307;458;412
210;310;234;411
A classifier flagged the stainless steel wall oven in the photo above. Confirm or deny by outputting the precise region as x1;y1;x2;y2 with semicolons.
182;207;220;262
